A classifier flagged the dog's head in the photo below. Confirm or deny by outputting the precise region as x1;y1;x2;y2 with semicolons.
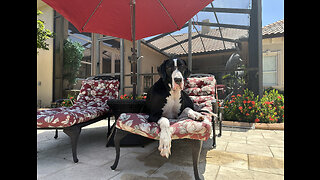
157;58;191;91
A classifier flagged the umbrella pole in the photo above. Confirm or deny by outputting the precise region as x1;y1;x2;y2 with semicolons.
131;0;137;100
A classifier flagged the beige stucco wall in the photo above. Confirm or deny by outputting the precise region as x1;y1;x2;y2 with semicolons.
123;40;167;95
37;2;54;107
262;36;284;91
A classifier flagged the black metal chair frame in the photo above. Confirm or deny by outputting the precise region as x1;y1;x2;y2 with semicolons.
37;113;113;163
110;74;223;180
189;73;223;141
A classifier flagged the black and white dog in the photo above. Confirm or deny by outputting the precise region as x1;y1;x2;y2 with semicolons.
145;58;206;158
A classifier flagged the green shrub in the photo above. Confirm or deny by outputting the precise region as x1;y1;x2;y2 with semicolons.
256;89;284;123
63;39;85;84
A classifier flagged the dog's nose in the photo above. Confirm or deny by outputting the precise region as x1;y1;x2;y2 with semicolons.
174;78;182;84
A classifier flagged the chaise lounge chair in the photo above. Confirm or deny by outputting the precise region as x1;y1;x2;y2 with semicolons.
110;74;222;180
37;78;119;163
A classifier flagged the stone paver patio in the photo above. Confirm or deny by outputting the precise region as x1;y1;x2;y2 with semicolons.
37;119;284;180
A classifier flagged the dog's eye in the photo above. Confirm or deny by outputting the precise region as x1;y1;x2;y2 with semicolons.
178;65;186;71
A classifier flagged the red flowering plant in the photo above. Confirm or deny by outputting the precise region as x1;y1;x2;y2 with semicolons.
223;88;284;123
223;89;259;123
256;89;284;123
61;95;76;107
120;94;147;100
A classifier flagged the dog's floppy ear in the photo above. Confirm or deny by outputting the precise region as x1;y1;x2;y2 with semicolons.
157;59;168;80
182;60;191;79
184;69;191;79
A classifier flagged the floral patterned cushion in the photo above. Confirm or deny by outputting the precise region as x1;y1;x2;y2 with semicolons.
116;113;212;141
184;76;216;96
189;95;215;112
37;79;119;128
186;76;216;112
185;76;216;88
76;79;119;107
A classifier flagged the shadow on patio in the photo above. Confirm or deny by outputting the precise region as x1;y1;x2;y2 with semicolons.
37;119;284;180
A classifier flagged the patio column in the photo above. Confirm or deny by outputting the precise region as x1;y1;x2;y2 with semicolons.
248;0;263;97
137;40;141;95
120;38;125;95
188;19;192;72
53;11;68;101
91;33;99;76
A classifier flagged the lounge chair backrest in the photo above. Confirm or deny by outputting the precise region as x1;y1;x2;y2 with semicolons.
184;76;216;112
76;79;119;107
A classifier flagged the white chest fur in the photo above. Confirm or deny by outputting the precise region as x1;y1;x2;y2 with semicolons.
162;89;181;119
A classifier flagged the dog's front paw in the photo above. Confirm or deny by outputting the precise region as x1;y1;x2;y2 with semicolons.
158;129;172;158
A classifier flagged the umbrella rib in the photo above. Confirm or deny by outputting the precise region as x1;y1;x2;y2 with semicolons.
82;0;104;31
156;0;179;29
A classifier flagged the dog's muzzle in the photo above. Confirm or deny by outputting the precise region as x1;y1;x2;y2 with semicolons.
174;78;182;84
172;69;184;90
171;59;184;91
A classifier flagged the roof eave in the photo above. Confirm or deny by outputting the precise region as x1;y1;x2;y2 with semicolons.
262;32;284;39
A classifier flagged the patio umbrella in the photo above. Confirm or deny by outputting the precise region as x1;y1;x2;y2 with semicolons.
42;0;214;99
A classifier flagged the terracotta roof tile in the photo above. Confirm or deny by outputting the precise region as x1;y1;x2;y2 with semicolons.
151;28;248;55
262;19;284;36
150;19;284;56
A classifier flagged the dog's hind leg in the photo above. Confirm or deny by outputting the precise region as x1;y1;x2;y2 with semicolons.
158;117;172;158
180;107;206;121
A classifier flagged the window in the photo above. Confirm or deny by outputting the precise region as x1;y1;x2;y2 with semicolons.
128;56;137;85
115;59;120;80
99;39;120;79
144;76;153;93
143;67;154;93
262;55;277;86
102;50;112;73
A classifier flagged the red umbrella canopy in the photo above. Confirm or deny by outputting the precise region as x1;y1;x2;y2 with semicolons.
42;0;214;41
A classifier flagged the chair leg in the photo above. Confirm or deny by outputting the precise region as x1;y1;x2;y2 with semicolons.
54;129;58;139
191;140;203;180
218;108;223;137
212;118;216;148
107;116;111;137
212;100;218;147
63;126;81;163
106;123;116;147
110;128;129;170
218;113;222;137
